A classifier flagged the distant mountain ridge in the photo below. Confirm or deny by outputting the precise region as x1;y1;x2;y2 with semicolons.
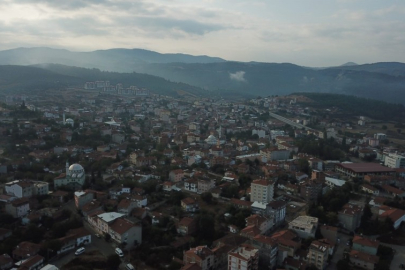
1;47;405;103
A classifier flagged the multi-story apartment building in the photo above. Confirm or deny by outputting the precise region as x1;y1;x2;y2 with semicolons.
5;180;33;198
384;153;405;168
228;244;259;270
307;240;330;270
250;179;274;204
183;246;215;270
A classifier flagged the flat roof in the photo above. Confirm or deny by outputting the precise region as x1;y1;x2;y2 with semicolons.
337;163;395;173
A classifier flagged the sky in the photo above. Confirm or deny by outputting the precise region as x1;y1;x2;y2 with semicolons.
1;0;405;66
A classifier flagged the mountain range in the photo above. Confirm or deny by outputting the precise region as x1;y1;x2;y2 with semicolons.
1;47;405;103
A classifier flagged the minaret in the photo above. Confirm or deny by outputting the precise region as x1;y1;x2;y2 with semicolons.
63;111;66;125
66;161;69;175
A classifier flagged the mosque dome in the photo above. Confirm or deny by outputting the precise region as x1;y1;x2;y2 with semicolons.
66;118;74;123
68;163;84;178
205;134;218;144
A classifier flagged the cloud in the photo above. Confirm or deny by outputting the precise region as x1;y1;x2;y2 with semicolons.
229;71;247;82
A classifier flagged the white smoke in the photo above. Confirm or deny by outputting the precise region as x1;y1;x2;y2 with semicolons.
229;71;247;82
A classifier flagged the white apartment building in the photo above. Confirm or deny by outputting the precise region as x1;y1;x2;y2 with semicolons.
384;153;405;168
251;179;274;204
228;244;259;270
5;180;49;198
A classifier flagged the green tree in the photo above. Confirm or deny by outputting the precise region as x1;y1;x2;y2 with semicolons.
106;254;121;270
201;192;213;204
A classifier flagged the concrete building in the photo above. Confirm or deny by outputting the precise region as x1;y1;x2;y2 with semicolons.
109;218;142;249
5;180;33;198
349;250;379;270
338;203;363;232
288;216;318;239
260;148;290;162
352;235;379;256
5;198;30;218
228;244;259;270
300;180;322;203
384;153;405;168
251;235;278;269
250;179;274;204
307;240;330;270
183;246;214;270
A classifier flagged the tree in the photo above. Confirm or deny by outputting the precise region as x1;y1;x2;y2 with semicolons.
104;233;111;242
336;259;350;270
106;254;121;270
201;192;213;204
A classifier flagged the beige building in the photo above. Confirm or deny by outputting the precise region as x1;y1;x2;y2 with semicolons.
250;179;274;204
288;216;318;239
228;244;259;270
307;240;330;270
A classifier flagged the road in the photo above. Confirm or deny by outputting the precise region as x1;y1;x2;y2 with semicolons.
326;233;351;270
269;111;315;131
383;243;405;270
51;200;119;269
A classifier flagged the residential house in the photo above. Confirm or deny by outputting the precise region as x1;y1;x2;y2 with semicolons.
13;242;40;260
319;225;338;245
251;235;278;269
109;218;142;249
352;235;379;255
117;198;137;215
5;180;33;198
177;217;197;236
5;197;30;218
169;169;184;183
361;184;379;196
349;250;379;270
184;179;198;193
181;198;199;213
245;214;273;235
250;179;274;204
17;254;44;270
183;246;214;270
0;228;12;241
378;205;405;229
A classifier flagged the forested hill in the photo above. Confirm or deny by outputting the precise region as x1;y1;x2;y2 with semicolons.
0;64;208;97
296;92;405;121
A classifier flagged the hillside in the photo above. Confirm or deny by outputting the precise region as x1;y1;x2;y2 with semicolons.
295;92;405;122
0;65;208;97
1;47;405;103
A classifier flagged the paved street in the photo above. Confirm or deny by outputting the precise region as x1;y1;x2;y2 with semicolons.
384;243;405;270
326;233;351;270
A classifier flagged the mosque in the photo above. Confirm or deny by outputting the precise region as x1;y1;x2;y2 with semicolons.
54;161;85;190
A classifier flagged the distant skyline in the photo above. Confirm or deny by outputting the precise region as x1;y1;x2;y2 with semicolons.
1;0;405;66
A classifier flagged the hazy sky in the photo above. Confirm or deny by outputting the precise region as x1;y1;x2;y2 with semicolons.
1;0;405;66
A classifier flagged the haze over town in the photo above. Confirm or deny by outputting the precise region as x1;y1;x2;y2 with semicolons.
1;0;405;66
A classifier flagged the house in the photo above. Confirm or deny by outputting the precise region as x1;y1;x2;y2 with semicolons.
163;181;178;192
251;234;278;269
288;216;318;239
94;212;125;234
109;218;142;249
184;179;198;193
177;217;197;236
361;184;379;196
5;197;30;218
245;214;273;235
268;200;287;226
17;254;44;270
117;198;137;215
0;254;13;270
5;180;33;198
381;185;405;198
369;197;387;208
183;246;214;270
13;242;40;260
197;179;215;194
81;201;104;218
378;205;405;229
352;235;379;255
74;190;95;209
181;198;199;213
58;227;92;254
349;250;379;270
338;203;363;232
230;198;253;210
